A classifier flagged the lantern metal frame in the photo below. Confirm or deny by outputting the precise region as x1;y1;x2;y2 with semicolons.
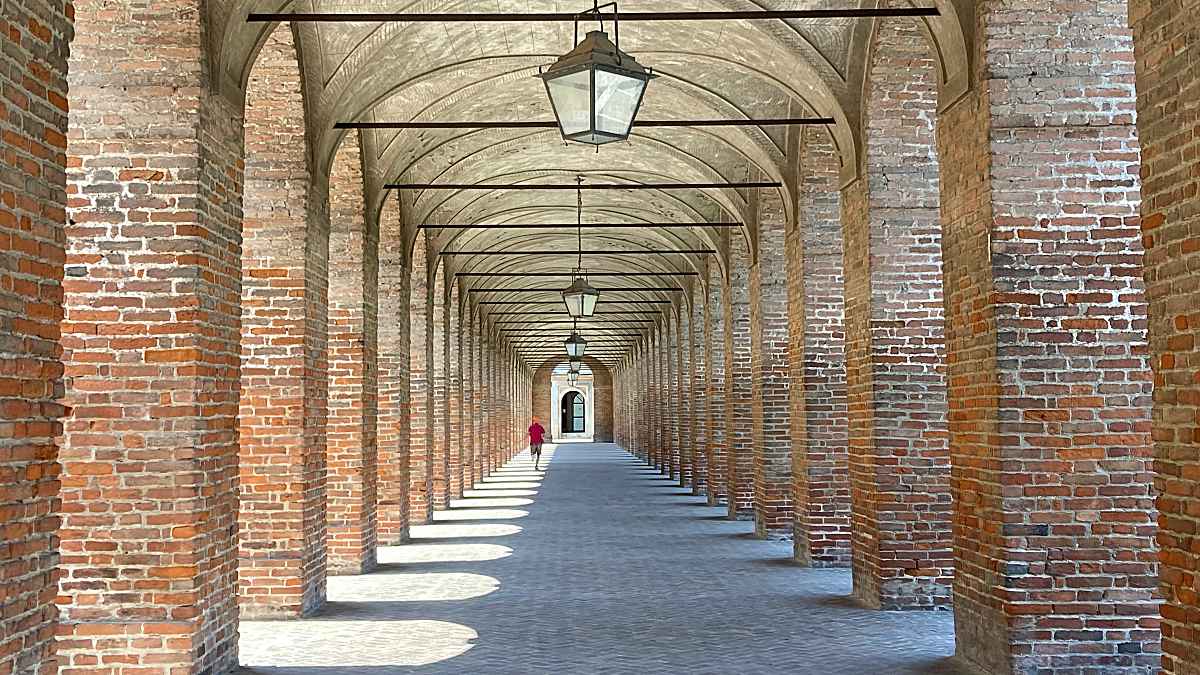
562;177;601;317
564;320;588;358
568;358;582;374
538;1;655;146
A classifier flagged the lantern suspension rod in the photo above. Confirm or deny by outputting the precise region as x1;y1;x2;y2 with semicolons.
420;222;741;229
442;249;716;256
458;271;698;277
247;8;940;23
338;117;832;130
389;181;780;190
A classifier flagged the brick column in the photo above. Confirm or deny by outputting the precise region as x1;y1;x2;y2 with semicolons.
690;284;708;494
430;272;448;509
705;262;727;505
471;315;484;481
326;134;378;575
450;292;465;498
677;308;692;487
61;2;240;670
237;24;330;619
453;294;468;494
753;190;793;538
792;128;851;566
377;197;410;544
939;3;1157;671
726;234;754;519
0;3;69;673
668;314;682;479
1131;6;1200;671
841;15;952;610
408;234;432;524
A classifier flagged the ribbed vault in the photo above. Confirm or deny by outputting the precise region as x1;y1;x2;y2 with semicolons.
212;0;971;367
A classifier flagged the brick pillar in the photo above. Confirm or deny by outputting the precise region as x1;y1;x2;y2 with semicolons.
481;330;494;473
678;308;693;487
690;283;708;494
705;261;727;505
1131;5;1200;671
377;197;410;544
841;15;952;610
451;293;465;498
753;190;793;538
453;294;468;494
408;233;432;523
939;2;1157;671
792;128;851;566
0;3;69;673
326;134;378;575
430;270;447;509
668;314;682;479
236;24;330;619
727;233;754;519
61;1;240;670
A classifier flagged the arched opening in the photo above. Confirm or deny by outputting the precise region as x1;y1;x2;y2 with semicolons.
561;391;586;434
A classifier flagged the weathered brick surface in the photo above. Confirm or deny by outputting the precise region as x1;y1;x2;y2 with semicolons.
326;133;378;575
408;233;432;524
238;24;329;619
430;269;448;510
0;2;70;673
376;196;410;545
842;16;953;610
705;260;728;506
939;2;1158;671
792;128;851;567
461;304;476;489
448;286;462;500
690;281;709;495
676;309;693;488
62;2;241;670
1130;2;1200;671
726;232;755;519
753;190;794;538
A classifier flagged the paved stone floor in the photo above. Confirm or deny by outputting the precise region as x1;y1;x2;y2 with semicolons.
239;443;963;674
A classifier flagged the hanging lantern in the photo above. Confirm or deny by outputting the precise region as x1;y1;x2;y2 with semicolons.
563;271;600;318
539;4;653;146
568;371;579;385
569;358;582;374
564;330;588;358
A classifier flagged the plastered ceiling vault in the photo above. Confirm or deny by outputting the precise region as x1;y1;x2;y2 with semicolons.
215;0;972;365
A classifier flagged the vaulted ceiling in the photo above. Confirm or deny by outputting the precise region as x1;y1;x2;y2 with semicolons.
213;0;971;367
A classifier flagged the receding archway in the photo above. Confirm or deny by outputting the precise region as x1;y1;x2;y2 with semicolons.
560;391;586;434
532;356;613;443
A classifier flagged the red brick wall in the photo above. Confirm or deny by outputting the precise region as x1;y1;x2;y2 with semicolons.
430;267;447;509
792;128;851;566
726;232;755;518
408;233;432;522
842;15;953;610
1130;3;1200;670
326;133;378;575
753;190;794;537
62;1;242;670
238;23;329;619
377;196;410;544
705;261;727;505
940;2;1157;671
0;2;70;672
690;282;708;494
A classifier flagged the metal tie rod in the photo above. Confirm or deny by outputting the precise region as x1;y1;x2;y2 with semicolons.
390;181;778;190
422;222;740;229
340;118;831;130
248;9;939;23
443;249;715;256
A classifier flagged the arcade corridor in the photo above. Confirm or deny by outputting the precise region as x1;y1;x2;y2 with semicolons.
239;444;959;675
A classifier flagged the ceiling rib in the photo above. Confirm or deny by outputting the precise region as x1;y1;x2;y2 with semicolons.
389;181;779;190
442;249;715;256
420;223;740;229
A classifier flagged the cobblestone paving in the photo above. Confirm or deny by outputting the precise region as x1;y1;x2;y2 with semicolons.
239;443;964;674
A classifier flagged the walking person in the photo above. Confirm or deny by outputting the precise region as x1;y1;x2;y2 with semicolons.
528;418;546;470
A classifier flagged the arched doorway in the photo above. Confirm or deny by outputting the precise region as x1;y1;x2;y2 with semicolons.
561;391;586;434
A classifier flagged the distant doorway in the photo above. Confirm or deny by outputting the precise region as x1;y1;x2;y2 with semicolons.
561;391;586;434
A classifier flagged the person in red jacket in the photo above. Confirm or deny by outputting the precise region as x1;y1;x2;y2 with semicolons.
528;418;546;470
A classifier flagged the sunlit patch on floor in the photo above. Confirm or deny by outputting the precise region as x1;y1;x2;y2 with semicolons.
239;620;477;667
328;572;500;602
409;522;523;539
377;543;514;565
462;488;537;498
433;508;529;522
449;497;535;508
473;481;541;489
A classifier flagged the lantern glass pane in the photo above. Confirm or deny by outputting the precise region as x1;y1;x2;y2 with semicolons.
546;70;592;136
563;291;584;317
581;290;600;317
569;360;581;373
594;68;646;136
